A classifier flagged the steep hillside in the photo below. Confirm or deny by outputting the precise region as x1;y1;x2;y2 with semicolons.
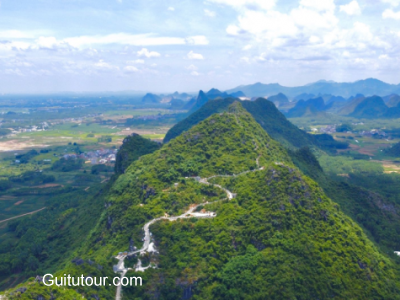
384;94;400;108
337;95;366;115
384;102;400;118
324;95;346;104
294;93;315;101
0;136;162;298
290;148;400;251
3;103;400;300
115;133;161;175
104;103;400;299
164;98;347;151
350;96;388;118
187;90;210;113
142;93;161;103
267;93;289;104
285;97;332;117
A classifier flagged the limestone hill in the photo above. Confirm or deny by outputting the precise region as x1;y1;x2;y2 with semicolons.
3;103;400;300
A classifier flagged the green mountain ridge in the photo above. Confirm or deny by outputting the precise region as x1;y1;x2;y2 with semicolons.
350;96;389;119
4;102;400;299
164;97;347;151
289;147;400;252
338;95;400;119
115;133;161;175
285;97;332;118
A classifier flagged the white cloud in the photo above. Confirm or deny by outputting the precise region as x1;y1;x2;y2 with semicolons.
382;0;400;7
291;7;338;30
204;9;216;17
185;35;209;45
137;48;161;58
64;33;186;48
309;35;320;43
127;59;145;64
226;25;242;36
240;56;250;63
64;33;208;48
36;37;62;49
299;0;335;12
382;8;400;19
0;32;203;53
242;44;252;50
207;0;276;11
190;71;200;76
167;7;175;11
124;65;139;72
94;60;119;71
340;1;361;16
187;51;204;60
0;41;31;51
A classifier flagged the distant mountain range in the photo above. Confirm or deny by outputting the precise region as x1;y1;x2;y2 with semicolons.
226;78;400;98
142;91;194;104
349;96;400;119
283;94;400;119
141;89;245;108
141;93;162;103
285;97;332;118
184;88;246;113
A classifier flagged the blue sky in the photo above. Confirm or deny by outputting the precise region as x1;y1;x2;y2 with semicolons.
0;0;400;93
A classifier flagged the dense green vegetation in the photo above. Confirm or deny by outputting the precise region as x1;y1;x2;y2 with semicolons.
91;164;114;174
9;171;55;185
0;131;163;297
51;158;84;172
15;150;39;164
285;97;331;118
336;123;353;132
385;142;400;157
164;97;347;151
4;102;398;299
350;96;389;118
120;103;400;299
98;135;113;143
0;129;11;136
3;101;400;299
115;133;161;175
290;148;400;252
338;95;400;119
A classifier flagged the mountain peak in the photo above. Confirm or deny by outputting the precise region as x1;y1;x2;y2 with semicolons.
227;100;246;114
207;88;221;94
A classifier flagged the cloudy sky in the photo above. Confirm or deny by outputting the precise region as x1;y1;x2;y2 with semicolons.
1;0;400;93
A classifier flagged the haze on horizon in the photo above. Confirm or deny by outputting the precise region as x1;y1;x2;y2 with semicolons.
1;0;400;94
